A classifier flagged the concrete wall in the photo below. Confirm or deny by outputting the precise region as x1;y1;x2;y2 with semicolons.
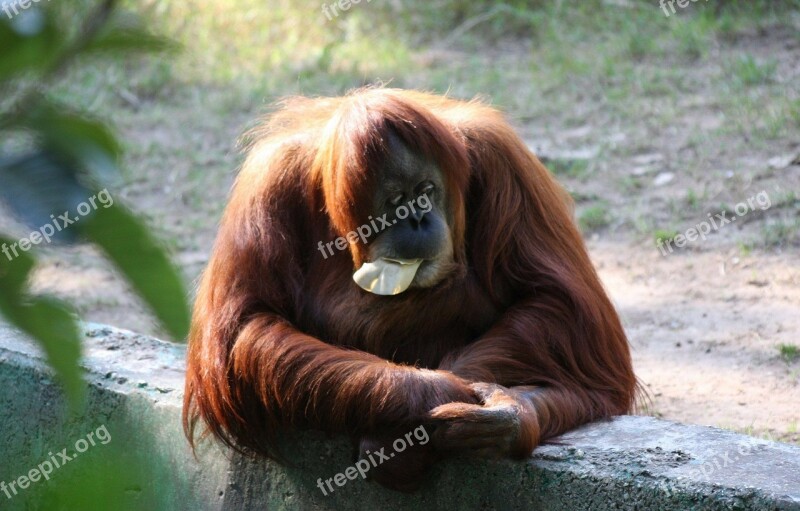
0;323;798;511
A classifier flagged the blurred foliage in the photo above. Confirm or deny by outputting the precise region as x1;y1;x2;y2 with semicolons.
0;0;188;411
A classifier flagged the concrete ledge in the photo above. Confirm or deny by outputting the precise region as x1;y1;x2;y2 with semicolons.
0;324;798;510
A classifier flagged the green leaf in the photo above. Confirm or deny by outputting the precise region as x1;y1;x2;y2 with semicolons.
84;28;177;55
24;102;123;184
0;236;84;408
79;204;190;341
0;12;62;81
0;235;34;291
7;298;84;408
37;438;160;511
82;11;177;55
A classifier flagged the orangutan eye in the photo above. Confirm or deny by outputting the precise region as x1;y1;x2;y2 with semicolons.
418;182;435;196
388;193;405;206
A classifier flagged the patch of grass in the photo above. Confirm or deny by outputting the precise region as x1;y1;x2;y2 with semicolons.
569;190;600;203
654;229;680;246
772;190;799;210
43;0;799;137
669;15;714;60
546;158;591;180
579;204;611;233
627;28;659;60
619;176;645;194
763;219;800;247
737;424;757;437
778;344;800;364
789;99;800;129
685;189;700;209
764;98;800;138
738;242;753;257
720;94;800;143
727;55;777;88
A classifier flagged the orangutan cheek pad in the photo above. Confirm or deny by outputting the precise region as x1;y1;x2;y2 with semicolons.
352;258;423;295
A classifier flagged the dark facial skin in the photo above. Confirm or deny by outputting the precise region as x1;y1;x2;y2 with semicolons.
365;134;455;288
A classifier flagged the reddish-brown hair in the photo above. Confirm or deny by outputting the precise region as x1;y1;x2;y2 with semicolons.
183;88;637;464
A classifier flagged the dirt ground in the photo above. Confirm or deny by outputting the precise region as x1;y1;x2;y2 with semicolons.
593;239;799;442
3;3;799;444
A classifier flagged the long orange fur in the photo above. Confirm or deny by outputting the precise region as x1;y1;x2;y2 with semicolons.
183;88;637;469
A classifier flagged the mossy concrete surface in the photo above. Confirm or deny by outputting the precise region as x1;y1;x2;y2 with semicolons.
0;323;798;510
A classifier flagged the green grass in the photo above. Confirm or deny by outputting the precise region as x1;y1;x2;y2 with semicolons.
727;55;778;88
627;27;660;60
43;0;800;130
779;344;800;364
619;176;645;194
546;158;591;180
669;13;715;60
763;219;800;247
569;190;601;203
685;189;700;210
654;229;680;246
738;242;753;257
579;204;611;233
